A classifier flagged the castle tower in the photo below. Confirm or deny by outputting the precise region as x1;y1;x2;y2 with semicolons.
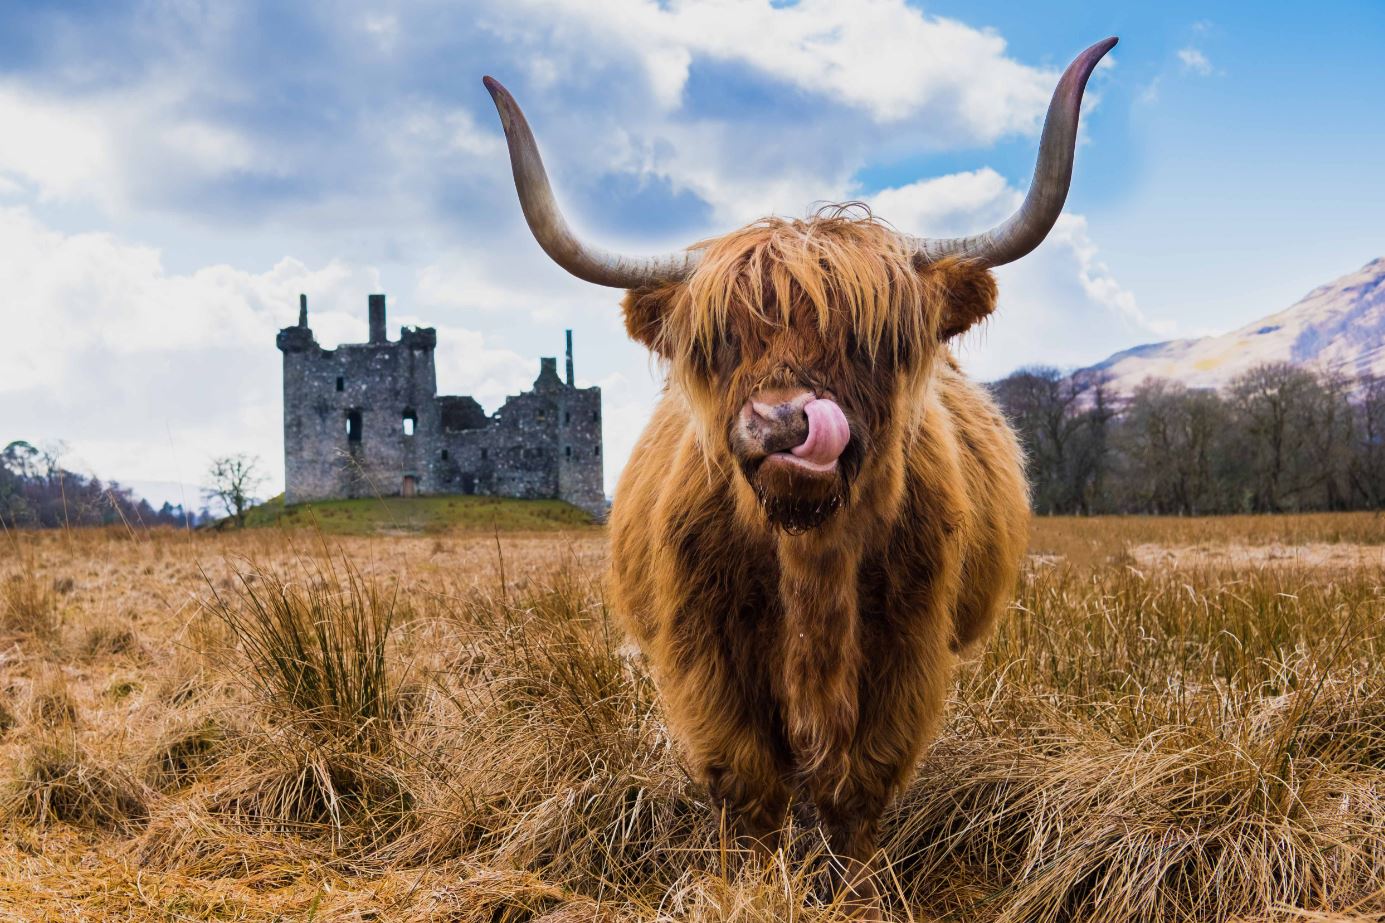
565;329;574;387
368;294;387;344
277;294;440;503
553;332;605;517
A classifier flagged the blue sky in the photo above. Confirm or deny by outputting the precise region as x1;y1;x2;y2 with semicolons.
1;1;1382;505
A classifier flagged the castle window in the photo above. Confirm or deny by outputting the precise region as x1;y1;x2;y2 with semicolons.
336;376;344;392
591;410;599;422
480;448;488;460
402;408;417;437
441;449;449;461
565;445;571;458
346;409;362;443
536;410;546;421
564;411;571;424
594;445;600;457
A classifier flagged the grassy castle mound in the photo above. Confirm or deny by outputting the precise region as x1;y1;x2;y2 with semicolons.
243;494;598;534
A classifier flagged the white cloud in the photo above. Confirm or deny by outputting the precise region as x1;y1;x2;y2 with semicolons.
1177;47;1214;76
509;0;1058;136
627;118;858;222
0;80;276;210
1051;212;1177;338
416;251;544;317
871;168;1017;235
362;13;401;52
389;105;506;162
428;325;537;410
479;2;1117;236
0;86;110;202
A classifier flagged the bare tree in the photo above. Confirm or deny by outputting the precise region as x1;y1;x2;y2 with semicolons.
1117;379;1227;514
1304;369;1356;509
205;454;266;528
1351;375;1385;508
1068;369;1118;514
1227;362;1323;512
992;367;1115;514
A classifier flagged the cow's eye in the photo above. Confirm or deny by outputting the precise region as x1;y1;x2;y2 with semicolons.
846;331;870;364
713;331;741;378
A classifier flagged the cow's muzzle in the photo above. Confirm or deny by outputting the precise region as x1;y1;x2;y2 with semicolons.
734;388;852;532
735;389;851;477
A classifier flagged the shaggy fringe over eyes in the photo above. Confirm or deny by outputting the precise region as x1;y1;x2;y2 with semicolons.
676;207;942;365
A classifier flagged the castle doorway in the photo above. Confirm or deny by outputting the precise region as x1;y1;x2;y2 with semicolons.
461;473;475;495
402;475;417;498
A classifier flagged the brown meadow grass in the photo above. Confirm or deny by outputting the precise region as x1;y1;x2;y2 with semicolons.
0;516;1382;921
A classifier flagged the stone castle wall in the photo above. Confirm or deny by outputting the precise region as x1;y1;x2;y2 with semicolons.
277;295;604;517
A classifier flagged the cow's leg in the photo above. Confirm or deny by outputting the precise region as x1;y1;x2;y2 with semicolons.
803;771;888;917
675;684;792;855
814;590;955;918
701;740;790;853
774;529;885;913
655;601;793;854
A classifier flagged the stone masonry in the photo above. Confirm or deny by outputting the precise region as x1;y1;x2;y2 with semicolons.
276;294;605;517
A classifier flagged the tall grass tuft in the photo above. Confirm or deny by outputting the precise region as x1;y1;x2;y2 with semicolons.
194;553;417;853
1;559;61;643
7;733;148;830
204;555;402;755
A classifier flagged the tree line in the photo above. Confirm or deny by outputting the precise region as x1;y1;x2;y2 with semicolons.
990;362;1385;515
0;440;202;529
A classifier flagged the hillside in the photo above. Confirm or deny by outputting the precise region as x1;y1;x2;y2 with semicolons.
243;494;600;534
1088;257;1385;391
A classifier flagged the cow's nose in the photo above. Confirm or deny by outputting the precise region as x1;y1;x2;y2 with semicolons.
749;399;808;427
744;393;813;454
749;389;815;424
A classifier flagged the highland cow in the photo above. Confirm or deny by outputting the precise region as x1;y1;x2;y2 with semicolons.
484;37;1116;909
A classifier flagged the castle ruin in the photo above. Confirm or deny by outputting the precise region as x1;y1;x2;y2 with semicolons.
276;294;604;517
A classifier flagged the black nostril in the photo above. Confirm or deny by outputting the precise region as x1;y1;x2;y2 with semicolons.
772;405;803;425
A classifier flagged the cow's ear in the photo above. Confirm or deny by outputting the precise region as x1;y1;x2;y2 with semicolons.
621;287;674;354
932;261;999;340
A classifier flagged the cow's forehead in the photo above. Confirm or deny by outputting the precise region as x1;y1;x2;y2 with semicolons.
672;216;941;364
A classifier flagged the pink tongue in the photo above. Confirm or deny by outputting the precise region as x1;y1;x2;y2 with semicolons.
791;399;850;467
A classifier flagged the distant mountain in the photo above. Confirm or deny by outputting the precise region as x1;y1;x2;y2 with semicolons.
1086;257;1385;392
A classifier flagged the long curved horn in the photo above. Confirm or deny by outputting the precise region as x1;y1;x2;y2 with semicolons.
483;76;701;289
905;37;1118;268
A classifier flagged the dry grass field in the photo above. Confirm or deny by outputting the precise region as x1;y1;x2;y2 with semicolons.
2;512;1384;922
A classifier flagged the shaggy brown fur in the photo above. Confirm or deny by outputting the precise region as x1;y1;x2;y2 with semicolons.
608;212;1030;902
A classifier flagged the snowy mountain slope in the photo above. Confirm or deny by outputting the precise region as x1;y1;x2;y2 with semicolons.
1086;257;1385;391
